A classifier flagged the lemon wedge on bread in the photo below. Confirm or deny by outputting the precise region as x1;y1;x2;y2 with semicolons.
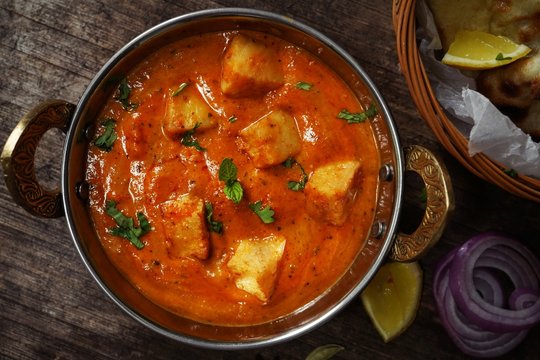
442;30;531;70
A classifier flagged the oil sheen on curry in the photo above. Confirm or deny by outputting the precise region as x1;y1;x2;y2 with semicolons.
86;30;381;325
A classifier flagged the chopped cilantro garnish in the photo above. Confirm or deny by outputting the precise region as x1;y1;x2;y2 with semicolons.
337;103;378;124
228;115;237;123
172;82;189;97
205;202;223;234
94;119;117;152
219;158;243;204
282;157;295;168
496;53;512;61
249;200;275;224
105;200;151;249
296;81;313;91
180;122;206;152
115;78;138;111
283;157;308;191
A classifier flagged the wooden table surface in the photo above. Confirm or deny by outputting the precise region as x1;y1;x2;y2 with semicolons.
1;1;540;359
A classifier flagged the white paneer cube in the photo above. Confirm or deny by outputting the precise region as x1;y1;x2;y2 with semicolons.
221;34;285;97
238;110;302;168
163;87;216;136
304;160;362;226
159;194;210;260
227;235;286;302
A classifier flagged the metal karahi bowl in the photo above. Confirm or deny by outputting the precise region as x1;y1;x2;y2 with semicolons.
2;8;453;349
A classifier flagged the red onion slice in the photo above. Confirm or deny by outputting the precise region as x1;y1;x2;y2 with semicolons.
433;249;528;357
433;233;540;357
448;232;540;332
478;246;539;289
473;268;504;307
509;288;540;310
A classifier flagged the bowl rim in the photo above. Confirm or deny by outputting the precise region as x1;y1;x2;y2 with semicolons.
62;7;404;349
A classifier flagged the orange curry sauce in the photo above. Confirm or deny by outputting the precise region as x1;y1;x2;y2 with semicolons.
85;30;381;325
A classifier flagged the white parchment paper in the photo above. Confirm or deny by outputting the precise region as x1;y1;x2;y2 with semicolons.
416;0;540;178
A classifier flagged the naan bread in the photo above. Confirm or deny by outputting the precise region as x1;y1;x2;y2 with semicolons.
426;0;491;51
426;0;540;139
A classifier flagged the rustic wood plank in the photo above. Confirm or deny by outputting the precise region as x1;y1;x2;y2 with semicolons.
1;0;540;359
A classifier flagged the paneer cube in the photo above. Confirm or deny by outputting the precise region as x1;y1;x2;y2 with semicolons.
221;34;285;97
238;110;302;168
227;235;286;302
304;160;362;226
159;194;210;260
163;87;216;136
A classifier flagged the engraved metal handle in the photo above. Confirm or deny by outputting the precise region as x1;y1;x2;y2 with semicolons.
390;145;454;262
1;100;75;218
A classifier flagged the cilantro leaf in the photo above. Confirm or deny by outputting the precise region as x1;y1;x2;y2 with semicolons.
496;53;512;61
219;158;238;182
172;82;189;97
105;200;151;249
337;103;377;124
219;158;244;203
288;178;307;191
137;212;152;235
205;202;223;234
282;157;295;168
115;78;138;111
223;180;243;204
296;81;313;91
249;201;275;224
94;119;117;152
283;157;308;191
180;122;206;152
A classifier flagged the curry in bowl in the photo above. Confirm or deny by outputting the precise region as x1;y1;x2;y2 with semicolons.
85;29;381;325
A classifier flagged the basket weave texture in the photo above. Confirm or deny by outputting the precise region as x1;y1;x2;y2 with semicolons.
392;0;540;203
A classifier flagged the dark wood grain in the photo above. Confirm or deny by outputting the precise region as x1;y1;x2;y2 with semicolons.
1;1;540;359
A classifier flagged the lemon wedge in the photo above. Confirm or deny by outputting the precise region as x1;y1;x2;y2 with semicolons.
360;261;423;342
441;30;531;70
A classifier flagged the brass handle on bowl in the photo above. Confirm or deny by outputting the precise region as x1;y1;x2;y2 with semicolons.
1;100;75;218
389;145;454;262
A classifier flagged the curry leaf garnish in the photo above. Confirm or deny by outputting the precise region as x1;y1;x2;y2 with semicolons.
115;77;138;111
296;81;313;91
180;122;206;152
205;202;223;234
228;115;237;123
172;82;189;97
105;200;151;249
283;157;308;191
337;103;377;124
219;158;243;204
94;119;117;152
249;200;275;224
305;344;345;360
496;53;512;61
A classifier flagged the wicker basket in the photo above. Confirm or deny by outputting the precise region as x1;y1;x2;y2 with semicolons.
392;0;540;203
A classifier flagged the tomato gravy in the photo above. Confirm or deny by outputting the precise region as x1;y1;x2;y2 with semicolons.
85;30;381;325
